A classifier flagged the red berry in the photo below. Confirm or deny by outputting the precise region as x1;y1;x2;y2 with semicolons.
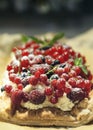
22;50;29;56
9;73;16;82
57;55;65;63
57;46;63;54
51;79;57;89
54;68;63;76
13;65;19;73
76;79;85;88
50;96;58;104
29;75;38;85
73;66;81;75
40;74;47;84
21;56;30;68
56;78;66;91
68;78;76;87
63;51;69;61
54;89;63;97
35;71;41;78
61;73;69;80
45;87;53;96
84;80;91;92
14;77;21;84
64;84;71;94
52;52;59;59
17;84;23;90
69;70;77;78
7;65;12;71
5;85;12;93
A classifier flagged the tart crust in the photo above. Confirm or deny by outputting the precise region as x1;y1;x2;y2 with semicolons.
0;90;93;127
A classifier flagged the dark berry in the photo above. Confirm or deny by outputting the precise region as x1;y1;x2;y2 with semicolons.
67;88;86;102
50;74;59;80
29;90;46;104
1;86;5;92
51;60;60;66
11;90;24;115
59;63;66;68
46;71;54;79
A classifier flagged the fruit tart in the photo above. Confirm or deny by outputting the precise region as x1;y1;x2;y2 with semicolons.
0;33;93;127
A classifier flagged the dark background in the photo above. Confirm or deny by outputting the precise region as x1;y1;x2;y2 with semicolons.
0;0;93;37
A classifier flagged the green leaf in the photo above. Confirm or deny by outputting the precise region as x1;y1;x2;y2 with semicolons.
29;36;45;45
22;32;64;49
22;35;30;43
22;35;45;45
49;32;64;46
80;65;88;75
74;58;88;75
74;58;82;66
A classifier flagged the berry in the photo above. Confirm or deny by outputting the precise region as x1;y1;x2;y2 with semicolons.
76;79;85;88
29;90;46;104
56;78;66;91
57;55;65;63
73;66;81;75
40;74;47;84
22;50;29;56
29;75;38;85
61;73;69;80
9;73;16;82
21;56;30;68
51;60;60;66
84;80;91;92
5;85;12;93
17;84;23;90
45;87;53;96
68;78;76;87
7;65;12;71
14;77;21;84
50;96;58;104
54;89;63;97
67;88;86;102
55;68;63;76
11;90;24;115
50;74;59;80
51;79;57;89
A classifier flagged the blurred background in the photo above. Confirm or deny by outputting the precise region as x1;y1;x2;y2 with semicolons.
0;0;93;37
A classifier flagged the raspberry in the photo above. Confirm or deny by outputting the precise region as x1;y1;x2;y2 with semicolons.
11;90;24;115
67;88;86;102
29;90;46;104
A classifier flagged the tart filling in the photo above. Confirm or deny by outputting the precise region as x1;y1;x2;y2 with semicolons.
1;33;93;115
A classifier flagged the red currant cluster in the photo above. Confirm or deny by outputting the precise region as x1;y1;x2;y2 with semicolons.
2;39;93;112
